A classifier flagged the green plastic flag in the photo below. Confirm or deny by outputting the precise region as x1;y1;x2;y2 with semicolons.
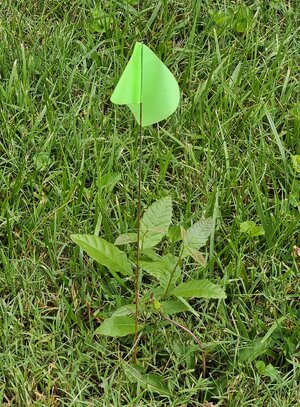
111;42;180;127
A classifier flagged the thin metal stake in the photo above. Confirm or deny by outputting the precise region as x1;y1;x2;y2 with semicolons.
133;44;143;362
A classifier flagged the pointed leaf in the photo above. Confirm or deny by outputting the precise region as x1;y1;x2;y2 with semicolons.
140;248;161;261
95;315;141;337
183;218;214;252
160;299;189;315
140;196;172;249
139;260;165;279
111;42;180;126
172;279;226;299
184;248;206;265
71;234;132;276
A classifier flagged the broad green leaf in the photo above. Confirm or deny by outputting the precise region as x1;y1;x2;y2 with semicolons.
123;364;171;396
71;234;132;276
240;220;265;237
95;315;140;337
140;196;173;249
159;254;181;295
140;254;181;293
140;248;161;261
139;260;165;279
172;279;226;299
114;233;137;245
182;218;213;258
160;299;189;315
111;42;180;127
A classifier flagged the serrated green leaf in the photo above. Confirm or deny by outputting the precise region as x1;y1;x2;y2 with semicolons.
95;315;140;337
140;196;173;249
172;279;226;299
160;299;189;315
71;234;132;276
114;233;137;245
182;218;213;257
139;260;165;279
140;254;181;294
140;248;161;261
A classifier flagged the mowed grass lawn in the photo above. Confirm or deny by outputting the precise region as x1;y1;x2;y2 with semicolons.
0;1;299;405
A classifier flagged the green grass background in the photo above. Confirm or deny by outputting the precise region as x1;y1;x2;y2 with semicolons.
0;0;299;405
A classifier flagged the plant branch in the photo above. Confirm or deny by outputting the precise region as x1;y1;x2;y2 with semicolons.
163;246;184;297
160;312;206;377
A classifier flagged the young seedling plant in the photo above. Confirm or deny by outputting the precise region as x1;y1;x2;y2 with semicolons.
71;198;226;371
71;42;226;389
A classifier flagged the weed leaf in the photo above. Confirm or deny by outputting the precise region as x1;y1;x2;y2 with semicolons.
239;338;272;364
140;196;173;249
96;315;139;337
123;364;171;396
71;234;132;276
172;279;226;299
143;374;171;396
240;221;265;237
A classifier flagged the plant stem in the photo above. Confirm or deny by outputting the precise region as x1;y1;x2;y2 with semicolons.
160;312;206;377
163;246;184;297
134;44;144;363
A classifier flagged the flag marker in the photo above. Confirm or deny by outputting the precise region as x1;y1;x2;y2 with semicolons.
111;42;180;361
